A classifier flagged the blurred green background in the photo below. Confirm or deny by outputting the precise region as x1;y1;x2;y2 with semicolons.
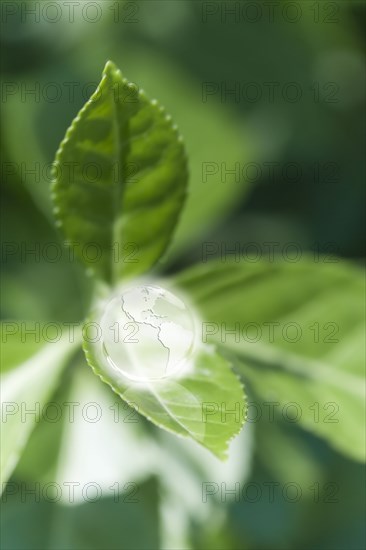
1;1;365;549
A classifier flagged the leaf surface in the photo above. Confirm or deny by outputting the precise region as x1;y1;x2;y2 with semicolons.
175;259;366;462
52;61;188;283
0;323;78;486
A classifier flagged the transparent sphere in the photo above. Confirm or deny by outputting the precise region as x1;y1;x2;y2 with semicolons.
99;285;195;382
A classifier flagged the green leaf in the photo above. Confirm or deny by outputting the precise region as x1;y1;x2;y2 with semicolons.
83;306;246;459
175;259;365;462
0;323;79;486
51;60;188;284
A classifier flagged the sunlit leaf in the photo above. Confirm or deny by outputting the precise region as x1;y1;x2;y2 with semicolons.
0;323;79;487
176;259;365;462
52;60;188;283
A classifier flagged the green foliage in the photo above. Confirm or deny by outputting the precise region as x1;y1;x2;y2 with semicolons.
2;62;364;500
0;324;79;487
1;65;364;527
52;61;188;283
176;259;365;462
1;5;365;548
1;62;248;481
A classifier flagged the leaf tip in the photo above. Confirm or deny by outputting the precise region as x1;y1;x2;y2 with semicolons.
103;60;120;80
